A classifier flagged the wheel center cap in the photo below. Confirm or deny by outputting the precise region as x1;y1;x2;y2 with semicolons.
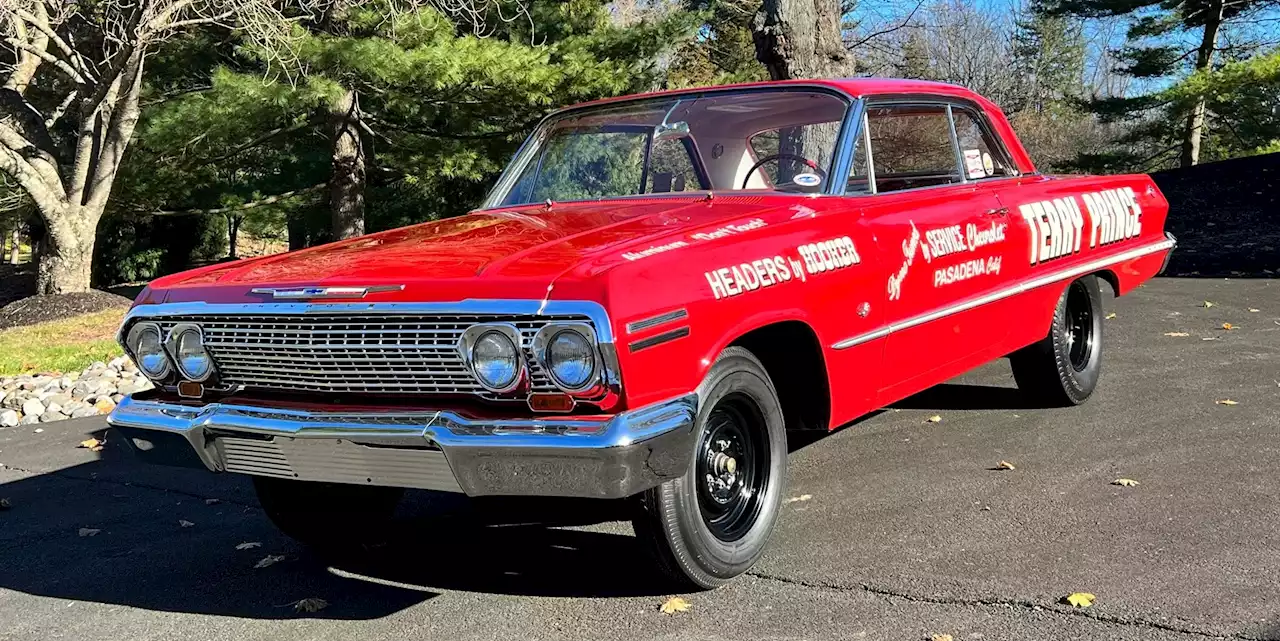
709;451;737;476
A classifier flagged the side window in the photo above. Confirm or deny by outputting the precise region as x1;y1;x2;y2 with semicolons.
747;121;842;190
951;109;1015;179
646;137;701;193
859;105;960;193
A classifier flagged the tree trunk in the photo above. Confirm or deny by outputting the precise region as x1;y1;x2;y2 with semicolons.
1179;0;1224;168
8;228;18;265
329;88;366;240
753;0;852;80
227;214;241;259
35;206;101;294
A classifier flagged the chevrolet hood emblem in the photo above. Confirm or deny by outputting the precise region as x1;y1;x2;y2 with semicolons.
250;285;405;300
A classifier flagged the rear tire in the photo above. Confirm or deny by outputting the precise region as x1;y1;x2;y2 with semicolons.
253;477;403;550
1010;275;1104;406
632;346;787;589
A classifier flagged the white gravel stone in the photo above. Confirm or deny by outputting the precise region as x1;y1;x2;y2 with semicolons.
39;410;68;422
0;409;18;427
21;398;45;418
19;414;40;425
70;406;99;418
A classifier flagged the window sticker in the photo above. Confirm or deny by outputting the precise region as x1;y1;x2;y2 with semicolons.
793;173;822;187
981;152;995;176
963;149;985;179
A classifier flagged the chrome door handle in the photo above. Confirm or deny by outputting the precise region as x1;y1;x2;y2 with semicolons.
985;207;1009;217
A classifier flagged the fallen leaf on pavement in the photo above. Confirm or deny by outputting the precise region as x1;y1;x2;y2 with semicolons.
236;541;262;550
1111;478;1140;487
1216;399;1239;406
255;554;286;569
931;635;954;641
78;438;103;450
1104;312;1117;320
925;415;942;423
1222;323;1235;330
292;598;328;613
204;498;221;505
1203;301;1216;308
994;460;1016;471
1201;336;1219;341
78;527;100;537
1063;592;1096;608
783;494;813;504
1163;332;1190;337
659;597;691;614
0;498;10;510
1248;308;1260;313
178;520;195;528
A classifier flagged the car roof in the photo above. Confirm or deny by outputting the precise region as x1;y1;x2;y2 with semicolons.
557;78;986;113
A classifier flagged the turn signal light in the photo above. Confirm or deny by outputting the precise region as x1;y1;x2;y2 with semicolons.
176;380;204;399
528;393;575;413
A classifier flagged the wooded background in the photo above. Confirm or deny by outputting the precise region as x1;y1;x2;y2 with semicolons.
1;0;1277;296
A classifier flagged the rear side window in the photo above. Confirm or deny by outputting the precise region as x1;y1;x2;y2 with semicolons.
951;109;1014;179
860;105;960;193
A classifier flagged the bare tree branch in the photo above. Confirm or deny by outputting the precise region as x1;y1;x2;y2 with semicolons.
144;183;326;216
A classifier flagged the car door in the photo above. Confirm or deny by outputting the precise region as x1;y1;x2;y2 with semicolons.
855;100;1017;398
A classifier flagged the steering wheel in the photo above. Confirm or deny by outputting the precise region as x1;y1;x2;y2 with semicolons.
741;153;828;190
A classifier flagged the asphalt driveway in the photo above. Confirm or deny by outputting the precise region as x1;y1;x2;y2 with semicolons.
1;276;1277;641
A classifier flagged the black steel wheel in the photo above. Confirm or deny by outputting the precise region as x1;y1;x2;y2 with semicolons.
633;346;787;589
1010;275;1105;406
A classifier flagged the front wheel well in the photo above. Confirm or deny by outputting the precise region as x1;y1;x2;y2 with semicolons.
729;321;831;432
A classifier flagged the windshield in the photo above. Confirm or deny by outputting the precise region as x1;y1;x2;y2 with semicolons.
484;89;852;208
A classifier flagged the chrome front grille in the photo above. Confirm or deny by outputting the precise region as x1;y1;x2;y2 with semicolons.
141;313;589;396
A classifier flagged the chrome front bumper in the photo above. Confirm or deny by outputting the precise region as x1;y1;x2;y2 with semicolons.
106;394;697;499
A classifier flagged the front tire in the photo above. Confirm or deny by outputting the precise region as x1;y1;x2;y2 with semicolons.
1010;275;1104;406
633;346;787;589
253;477;403;550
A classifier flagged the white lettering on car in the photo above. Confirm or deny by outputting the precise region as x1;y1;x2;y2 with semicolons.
705;236;859;300
923;221;1006;263
887;222;922;302
934;254;1002;287
1020;187;1142;265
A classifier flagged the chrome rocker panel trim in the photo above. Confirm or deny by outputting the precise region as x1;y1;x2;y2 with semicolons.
107;393;698;499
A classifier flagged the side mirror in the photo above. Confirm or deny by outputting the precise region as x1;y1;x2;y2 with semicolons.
653;121;690;141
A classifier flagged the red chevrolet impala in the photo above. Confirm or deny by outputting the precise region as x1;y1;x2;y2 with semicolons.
108;78;1175;588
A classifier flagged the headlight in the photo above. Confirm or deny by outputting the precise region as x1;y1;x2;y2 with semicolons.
533;323;599;393
127;322;172;379
165;323;214;381
546;330;596;390
460;325;523;393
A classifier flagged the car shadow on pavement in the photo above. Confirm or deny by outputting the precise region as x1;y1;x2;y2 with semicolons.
0;431;669;621
888;382;1036;411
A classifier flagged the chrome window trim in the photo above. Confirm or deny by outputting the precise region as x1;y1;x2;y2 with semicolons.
831;237;1177;349
163;322;215;382
945;104;966;184
827;97;866;196
531;322;600;394
457;323;527;394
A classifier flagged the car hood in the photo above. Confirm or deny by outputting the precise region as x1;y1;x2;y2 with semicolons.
148;195;797;304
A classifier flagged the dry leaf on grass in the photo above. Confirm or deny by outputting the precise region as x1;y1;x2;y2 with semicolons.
1105;312;1117;320
1222;323;1235;330
783;494;813;504
178;520;195;528
925;415;943;423
993;460;1016;471
1216;399;1239;406
78;527;100;537
1111;478;1140;487
255;554;286;569
1202;301;1216;308
931;635;954;641
292;598;328;613
235;541;262;550
1163;332;1190;337
659;596;691;614
1063;592;1096;608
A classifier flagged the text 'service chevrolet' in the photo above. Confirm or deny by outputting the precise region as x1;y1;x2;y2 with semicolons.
108;78;1176;588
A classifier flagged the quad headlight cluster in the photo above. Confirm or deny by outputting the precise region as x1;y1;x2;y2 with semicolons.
125;322;216;383
459;322;601;396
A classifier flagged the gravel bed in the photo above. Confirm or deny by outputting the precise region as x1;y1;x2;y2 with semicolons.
0;356;152;426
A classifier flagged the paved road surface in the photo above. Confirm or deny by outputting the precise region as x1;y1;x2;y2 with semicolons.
1;277;1277;641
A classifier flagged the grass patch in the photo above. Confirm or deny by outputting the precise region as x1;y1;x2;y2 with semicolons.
0;308;125;376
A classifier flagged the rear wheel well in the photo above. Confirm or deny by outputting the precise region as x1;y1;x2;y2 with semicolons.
1093;270;1120;296
730;321;830;432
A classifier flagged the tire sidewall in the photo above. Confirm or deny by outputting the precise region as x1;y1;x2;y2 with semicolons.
658;349;787;586
1052;277;1104;401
